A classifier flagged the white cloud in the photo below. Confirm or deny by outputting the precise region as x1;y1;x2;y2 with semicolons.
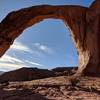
0;54;26;71
0;54;43;71
0;63;26;70
33;43;53;54
10;41;33;53
24;60;43;66
0;42;53;71
9;41;54;58
0;54;23;64
9;41;45;57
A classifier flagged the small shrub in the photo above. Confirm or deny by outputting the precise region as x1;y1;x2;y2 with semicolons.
0;80;9;86
69;77;80;86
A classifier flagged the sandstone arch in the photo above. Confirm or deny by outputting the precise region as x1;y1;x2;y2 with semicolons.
0;0;100;76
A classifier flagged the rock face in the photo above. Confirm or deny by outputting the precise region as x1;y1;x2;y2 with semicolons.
0;0;100;76
90;0;100;14
0;67;55;82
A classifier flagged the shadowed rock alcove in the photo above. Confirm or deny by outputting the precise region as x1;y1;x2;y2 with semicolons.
0;0;100;76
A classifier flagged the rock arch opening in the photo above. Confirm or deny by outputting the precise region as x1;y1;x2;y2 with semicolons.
1;19;78;71
0;0;100;76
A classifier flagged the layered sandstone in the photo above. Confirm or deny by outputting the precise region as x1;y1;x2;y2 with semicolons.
0;0;100;76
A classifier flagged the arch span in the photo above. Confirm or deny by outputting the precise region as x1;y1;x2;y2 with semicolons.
0;0;100;76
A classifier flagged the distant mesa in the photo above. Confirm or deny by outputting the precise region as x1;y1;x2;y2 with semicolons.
0;67;77;82
52;66;78;76
52;66;77;72
0;67;55;82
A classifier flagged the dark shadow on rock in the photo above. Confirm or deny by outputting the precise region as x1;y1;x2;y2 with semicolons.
0;89;52;100
76;85;100;95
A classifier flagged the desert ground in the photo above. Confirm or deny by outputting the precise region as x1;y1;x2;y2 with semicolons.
0;71;100;100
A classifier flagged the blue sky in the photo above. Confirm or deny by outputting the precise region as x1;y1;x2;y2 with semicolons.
0;0;94;71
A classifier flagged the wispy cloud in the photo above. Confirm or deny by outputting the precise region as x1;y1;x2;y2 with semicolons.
24;60;43;66
10;41;33;53
9;41;44;57
33;43;53;54
0;42;54;71
0;54;43;71
0;54;23;64
0;54;26;71
9;41;54;57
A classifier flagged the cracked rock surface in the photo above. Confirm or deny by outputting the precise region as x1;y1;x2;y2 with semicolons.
0;76;100;100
